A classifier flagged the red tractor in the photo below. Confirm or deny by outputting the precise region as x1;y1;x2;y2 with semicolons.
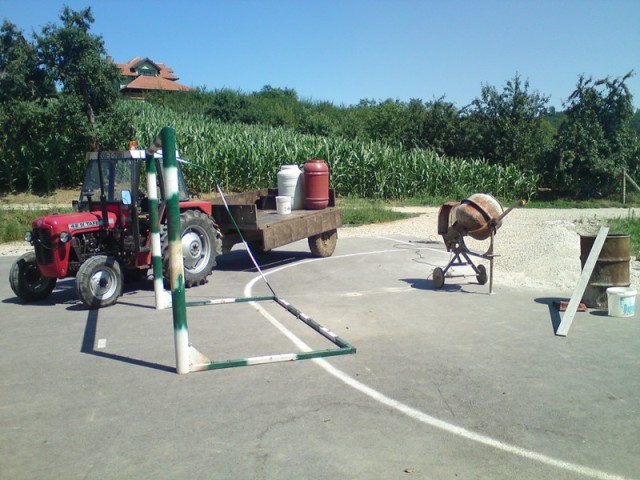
9;149;221;309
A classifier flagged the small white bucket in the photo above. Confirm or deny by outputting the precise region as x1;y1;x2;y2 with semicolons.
276;196;291;215
606;287;637;317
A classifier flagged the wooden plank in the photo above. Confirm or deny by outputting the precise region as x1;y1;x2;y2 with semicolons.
624;170;640;192
208;189;266;206
556;226;609;336
212;204;259;228
262;208;342;251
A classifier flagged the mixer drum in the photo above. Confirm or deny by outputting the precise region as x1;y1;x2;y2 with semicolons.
455;193;504;240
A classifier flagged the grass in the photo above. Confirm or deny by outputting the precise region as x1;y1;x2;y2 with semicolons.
0;208;73;243
337;197;419;225
606;212;640;256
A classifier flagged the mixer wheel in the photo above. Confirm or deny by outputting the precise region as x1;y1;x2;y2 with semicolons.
476;264;488;285
432;267;445;289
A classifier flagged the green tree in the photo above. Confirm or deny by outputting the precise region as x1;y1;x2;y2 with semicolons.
241;85;302;127
631;109;640;136
0;7;131;193
0;21;57;191
206;88;248;123
0;21;54;102
37;6;122;147
459;73;553;172
415;98;460;155
551;72;638;196
363;99;406;145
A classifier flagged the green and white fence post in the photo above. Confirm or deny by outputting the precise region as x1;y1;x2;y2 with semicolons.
145;128;355;374
145;147;172;311
159;127;190;374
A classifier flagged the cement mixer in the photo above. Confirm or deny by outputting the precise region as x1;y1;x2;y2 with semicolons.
434;194;523;292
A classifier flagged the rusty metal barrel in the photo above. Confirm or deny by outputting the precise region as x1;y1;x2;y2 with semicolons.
580;233;631;308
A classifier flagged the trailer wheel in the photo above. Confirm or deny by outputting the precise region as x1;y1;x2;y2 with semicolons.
432;267;445;289
162;209;220;288
10;251;57;301
308;229;338;257
76;255;123;309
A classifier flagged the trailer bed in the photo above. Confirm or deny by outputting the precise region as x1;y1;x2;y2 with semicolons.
209;189;342;256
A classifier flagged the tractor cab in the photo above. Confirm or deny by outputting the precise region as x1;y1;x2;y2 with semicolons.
78;150;190;252
79;150;189;219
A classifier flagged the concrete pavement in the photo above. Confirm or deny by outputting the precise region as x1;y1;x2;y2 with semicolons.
1;234;639;480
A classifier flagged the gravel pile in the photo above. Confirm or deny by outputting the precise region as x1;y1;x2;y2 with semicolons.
339;206;640;292
2;206;639;293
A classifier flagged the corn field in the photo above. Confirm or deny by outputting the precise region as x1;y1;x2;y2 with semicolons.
121;100;539;201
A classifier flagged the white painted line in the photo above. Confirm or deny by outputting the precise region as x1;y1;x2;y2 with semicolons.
245;243;633;480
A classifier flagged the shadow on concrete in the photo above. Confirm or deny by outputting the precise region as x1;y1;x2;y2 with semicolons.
215;249;313;273
2;278;77;308
80;307;174;373
401;277;462;292
534;297;567;334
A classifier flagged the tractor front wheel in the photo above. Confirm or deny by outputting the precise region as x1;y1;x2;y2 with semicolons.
76;255;123;309
10;251;57;301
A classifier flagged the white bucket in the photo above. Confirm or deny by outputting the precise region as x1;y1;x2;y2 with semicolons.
606;287;637;317
276;196;291;215
277;165;304;210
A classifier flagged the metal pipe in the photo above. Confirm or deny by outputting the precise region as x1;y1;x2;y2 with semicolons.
160;127;190;374
186;296;275;307
146;129;355;373
189;297;356;372
146;152;171;310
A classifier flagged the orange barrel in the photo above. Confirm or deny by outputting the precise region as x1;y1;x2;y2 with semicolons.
303;159;330;209
580;233;631;308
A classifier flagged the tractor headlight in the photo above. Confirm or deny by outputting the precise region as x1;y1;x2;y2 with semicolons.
59;231;71;243
24;231;33;243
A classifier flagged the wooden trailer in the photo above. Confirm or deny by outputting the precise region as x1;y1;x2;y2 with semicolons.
210;189;342;258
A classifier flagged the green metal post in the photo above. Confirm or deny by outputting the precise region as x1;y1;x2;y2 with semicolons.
144;130;355;374
160;127;189;374
145;151;171;310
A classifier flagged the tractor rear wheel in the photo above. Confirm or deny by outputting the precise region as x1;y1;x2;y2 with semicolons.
161;209;220;288
10;251;57;301
76;255;123;309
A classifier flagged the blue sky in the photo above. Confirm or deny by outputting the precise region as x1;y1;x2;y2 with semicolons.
2;0;639;110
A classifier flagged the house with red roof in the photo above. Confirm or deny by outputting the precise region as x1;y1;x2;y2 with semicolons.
111;57;192;98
